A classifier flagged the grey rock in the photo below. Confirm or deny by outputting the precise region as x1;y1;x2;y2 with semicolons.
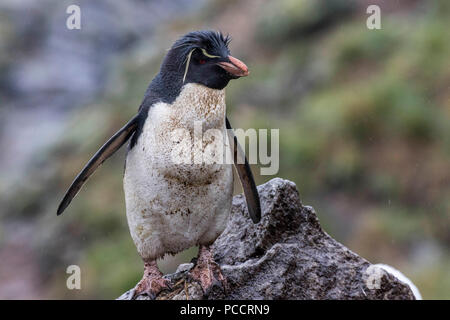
175;263;194;274
118;178;416;300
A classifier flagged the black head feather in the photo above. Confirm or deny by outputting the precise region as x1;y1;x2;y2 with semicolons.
160;30;233;87
130;30;243;148
169;30;231;68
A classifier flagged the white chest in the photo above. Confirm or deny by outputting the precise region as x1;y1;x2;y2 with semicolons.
123;83;233;260
149;83;226;131
137;83;227;183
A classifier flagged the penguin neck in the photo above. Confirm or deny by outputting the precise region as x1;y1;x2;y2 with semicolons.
171;83;226;129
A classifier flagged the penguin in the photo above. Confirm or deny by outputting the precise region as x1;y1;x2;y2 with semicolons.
57;30;261;299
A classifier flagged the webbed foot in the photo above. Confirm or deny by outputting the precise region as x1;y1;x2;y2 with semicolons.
131;260;172;300
189;245;228;295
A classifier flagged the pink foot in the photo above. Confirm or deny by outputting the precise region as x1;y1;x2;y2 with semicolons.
189;245;228;295
131;260;171;299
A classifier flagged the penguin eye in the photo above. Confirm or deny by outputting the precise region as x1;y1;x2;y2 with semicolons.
199;59;206;65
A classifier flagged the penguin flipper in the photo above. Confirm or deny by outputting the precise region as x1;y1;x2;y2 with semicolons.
226;117;261;223
57;114;140;216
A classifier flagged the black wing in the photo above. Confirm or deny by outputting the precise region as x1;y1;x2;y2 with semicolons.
226;117;261;223
57;114;140;216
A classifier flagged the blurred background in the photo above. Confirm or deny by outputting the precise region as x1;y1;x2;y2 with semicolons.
0;0;449;299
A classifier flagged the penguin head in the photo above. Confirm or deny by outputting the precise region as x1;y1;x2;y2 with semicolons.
161;30;249;90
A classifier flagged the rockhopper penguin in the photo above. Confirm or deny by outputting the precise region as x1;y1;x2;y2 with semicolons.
57;30;261;299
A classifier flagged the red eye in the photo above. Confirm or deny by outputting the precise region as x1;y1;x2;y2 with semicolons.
199;59;206;64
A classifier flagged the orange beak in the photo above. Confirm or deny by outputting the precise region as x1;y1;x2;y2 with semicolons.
217;55;249;77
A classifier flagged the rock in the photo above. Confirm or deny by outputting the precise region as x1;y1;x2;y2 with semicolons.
118;178;417;300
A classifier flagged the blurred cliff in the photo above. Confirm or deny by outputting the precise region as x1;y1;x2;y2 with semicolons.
0;0;449;299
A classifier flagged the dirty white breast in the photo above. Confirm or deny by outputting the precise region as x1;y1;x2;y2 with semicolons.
123;83;233;260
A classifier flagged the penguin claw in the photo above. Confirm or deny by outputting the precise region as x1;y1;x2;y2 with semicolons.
188;246;228;296
189;261;228;296
204;277;228;297
131;261;172;300
131;275;172;300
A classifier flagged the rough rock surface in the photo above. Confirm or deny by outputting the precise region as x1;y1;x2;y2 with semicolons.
118;178;416;300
